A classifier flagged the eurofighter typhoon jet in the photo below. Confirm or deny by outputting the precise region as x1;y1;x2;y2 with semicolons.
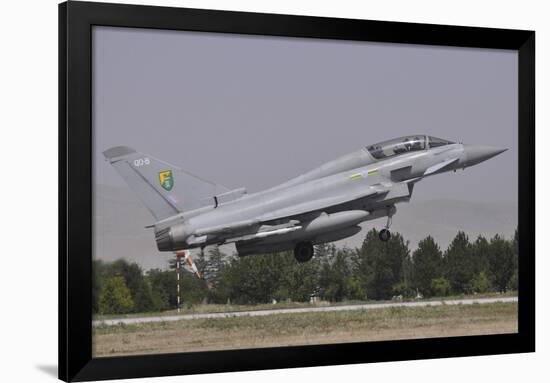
104;136;506;263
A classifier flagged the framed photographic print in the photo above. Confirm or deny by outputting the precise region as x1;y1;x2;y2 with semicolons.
59;1;535;381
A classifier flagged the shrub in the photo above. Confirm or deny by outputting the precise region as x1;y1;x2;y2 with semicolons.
471;272;490;293
99;275;134;314
430;277;451;297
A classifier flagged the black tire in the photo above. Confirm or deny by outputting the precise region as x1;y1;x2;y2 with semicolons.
379;229;391;242
294;242;314;263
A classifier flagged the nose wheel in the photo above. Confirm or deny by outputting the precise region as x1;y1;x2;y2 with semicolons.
379;228;391;242
379;207;394;242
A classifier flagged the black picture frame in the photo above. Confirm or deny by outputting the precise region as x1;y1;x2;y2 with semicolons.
59;1;535;381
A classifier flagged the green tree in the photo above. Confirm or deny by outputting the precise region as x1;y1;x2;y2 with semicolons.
215;250;321;304
92;259;106;314
99;275;134;314
203;247;228;287
132;281;154;312
355;229;410;300
281;254;321;302
147;268;175;308
319;248;363;301
412;236;443;297
194;249;207;275
102;259;154;312
487;234;515;292
178;273;209;306
509;270;518;291
391;281;415;298
470;271;490;293
430;277;451;296
471;235;490;276
105;259;144;293
401;251;415;298
444;232;474;294
511;228;519;291
215;252;295;304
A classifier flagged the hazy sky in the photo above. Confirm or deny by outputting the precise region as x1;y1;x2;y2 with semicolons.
93;26;517;204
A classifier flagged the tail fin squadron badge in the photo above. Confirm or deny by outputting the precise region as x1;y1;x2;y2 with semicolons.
159;170;174;191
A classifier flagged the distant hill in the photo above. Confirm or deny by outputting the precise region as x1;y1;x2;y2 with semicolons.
94;184;517;270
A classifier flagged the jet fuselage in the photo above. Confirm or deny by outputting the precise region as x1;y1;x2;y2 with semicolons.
152;138;505;257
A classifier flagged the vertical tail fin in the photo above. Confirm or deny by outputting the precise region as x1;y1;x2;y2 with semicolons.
103;146;227;221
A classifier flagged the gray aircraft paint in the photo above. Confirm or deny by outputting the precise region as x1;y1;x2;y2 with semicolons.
104;136;506;258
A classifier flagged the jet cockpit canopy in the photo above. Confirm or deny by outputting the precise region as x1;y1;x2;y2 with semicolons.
367;135;426;160
367;135;455;160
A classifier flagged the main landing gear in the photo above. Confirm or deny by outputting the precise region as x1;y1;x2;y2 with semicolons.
294;241;314;263
378;207;394;242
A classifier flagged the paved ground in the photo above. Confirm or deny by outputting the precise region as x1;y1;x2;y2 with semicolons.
93;296;518;326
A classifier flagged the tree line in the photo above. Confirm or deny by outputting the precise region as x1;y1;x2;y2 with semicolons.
93;228;518;315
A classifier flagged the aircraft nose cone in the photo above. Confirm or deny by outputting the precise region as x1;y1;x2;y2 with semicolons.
463;145;508;167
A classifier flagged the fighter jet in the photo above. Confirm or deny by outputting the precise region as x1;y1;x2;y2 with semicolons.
103;135;506;263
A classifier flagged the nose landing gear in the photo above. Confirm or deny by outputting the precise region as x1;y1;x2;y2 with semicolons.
379;228;391;242
378;207;394;242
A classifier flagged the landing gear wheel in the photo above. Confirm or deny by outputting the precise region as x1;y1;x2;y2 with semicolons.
294;242;314;263
379;229;391;242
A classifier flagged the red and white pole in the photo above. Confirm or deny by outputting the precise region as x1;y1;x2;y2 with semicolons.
176;254;181;313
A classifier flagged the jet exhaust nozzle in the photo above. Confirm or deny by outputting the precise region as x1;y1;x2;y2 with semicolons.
154;222;189;251
154;227;173;251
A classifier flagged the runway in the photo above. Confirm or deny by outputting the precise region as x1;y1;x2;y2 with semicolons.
93;296;517;327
